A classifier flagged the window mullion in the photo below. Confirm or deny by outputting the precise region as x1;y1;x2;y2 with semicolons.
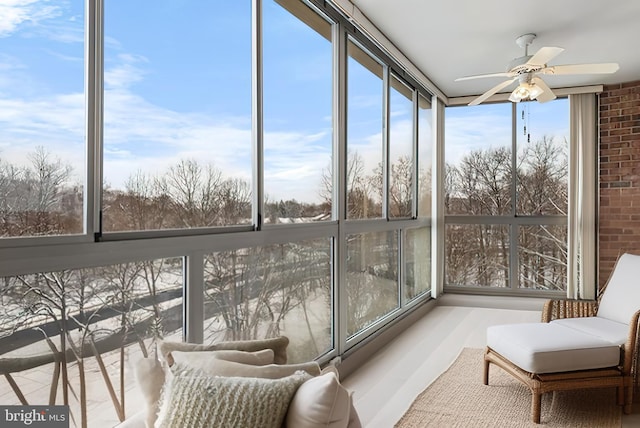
86;0;103;240
252;0;264;231
184;253;204;343
382;66;390;219
510;102;518;289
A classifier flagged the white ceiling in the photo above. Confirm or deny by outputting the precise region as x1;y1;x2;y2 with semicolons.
351;0;640;99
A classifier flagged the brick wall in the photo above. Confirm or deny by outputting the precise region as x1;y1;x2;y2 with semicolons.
599;80;640;289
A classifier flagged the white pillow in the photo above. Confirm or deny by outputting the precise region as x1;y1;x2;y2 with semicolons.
159;336;289;365
168;357;321;379
347;396;363;428
134;358;166;428
286;371;351;428
155;366;311;428
136;350;276;428
170;348;274;367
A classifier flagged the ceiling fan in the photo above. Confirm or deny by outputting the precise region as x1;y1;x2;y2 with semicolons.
456;33;619;106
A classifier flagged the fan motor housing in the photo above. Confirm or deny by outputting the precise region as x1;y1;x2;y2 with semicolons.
508;55;543;74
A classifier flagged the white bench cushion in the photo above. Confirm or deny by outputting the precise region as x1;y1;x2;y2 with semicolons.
597;253;640;325
551;316;628;345
487;323;621;374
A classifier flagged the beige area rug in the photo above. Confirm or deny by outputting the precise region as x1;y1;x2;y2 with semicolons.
395;348;622;428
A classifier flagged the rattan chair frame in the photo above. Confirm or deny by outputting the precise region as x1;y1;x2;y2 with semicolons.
483;256;640;424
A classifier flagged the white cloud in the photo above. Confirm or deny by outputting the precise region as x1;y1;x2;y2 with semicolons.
0;43;414;204
445;112;512;166
263;129;331;202
104;54;148;89
0;0;60;37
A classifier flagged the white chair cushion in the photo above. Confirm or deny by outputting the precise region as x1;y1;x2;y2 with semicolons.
597;253;640;325
551;316;628;345
487;323;620;374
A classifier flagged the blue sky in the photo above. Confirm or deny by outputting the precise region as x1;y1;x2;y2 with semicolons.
0;1;565;205
445;98;569;166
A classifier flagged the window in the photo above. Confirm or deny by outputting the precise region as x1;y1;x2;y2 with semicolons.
346;231;398;336
405;227;430;300
0;2;434;426
445;103;512;216
445;99;569;291
0;0;85;238
388;74;414;218
445;224;510;287
418;93;432;217
0;258;183;427
203;239;332;362
263;1;334;223
346;39;384;219
102;1;252;231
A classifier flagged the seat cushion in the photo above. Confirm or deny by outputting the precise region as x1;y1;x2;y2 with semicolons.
597;253;640;325
551;316;628;345
487;323;621;374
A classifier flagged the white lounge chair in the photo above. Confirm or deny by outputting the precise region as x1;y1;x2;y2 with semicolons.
484;252;640;423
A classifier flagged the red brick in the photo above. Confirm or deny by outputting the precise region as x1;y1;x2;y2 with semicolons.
602;135;621;143
599;81;640;285
601;96;621;105
621;81;640;89
600;109;620;118
610;129;632;136
609;142;630;149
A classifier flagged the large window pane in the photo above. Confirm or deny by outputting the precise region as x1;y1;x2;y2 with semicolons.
445;224;509;287
516;99;569;215
203;239;332;363
103;2;252;231
445;103;512;215
418;94;432;218
0;1;85;237
0;259;183;427
346;40;384;219
405;227;431;300
346;231;398;336
519;225;567;290
263;1;333;224
388;74;414;218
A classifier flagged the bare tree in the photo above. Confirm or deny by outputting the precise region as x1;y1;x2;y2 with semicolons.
158;159;224;227
103;171;169;231
0;148;77;236
0;159;22;236
389;155;413;217
517;136;568;215
218;177;251;223
445;137;568;290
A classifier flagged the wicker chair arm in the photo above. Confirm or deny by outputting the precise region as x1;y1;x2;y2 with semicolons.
623;309;640;385
541;299;598;323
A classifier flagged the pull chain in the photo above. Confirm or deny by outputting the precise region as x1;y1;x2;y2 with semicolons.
522;103;531;142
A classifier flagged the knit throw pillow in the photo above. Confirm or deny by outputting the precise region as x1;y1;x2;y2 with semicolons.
155;365;311;428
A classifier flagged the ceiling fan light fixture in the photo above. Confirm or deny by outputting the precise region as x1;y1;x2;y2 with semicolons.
509;82;542;102
528;84;544;100
509;89;525;103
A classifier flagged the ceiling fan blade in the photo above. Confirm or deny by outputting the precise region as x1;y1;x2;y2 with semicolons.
527;47;564;66
542;63;619;75
531;77;556;103
455;72;514;82
468;78;517;106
